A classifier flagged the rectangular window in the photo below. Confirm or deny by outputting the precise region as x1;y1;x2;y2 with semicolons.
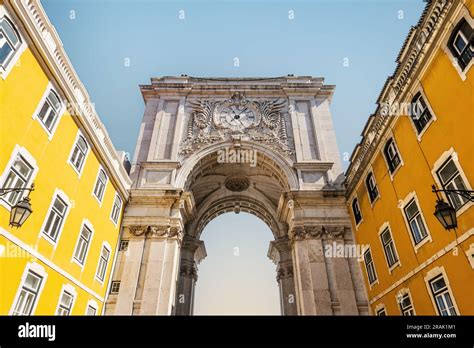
93;169;107;202
400;294;414;316
110;281;121;294
42;195;68;242
364;249;377;285
384;139;401;173
437;158;469;210
73;225;92;265
37;90;61;133
411;93;433;134
110;194;123;224
0;17;21;69
69;135;88;173
96;245;110;282
12;271;42;315
429;275;457;316
86;305;97;316
404;199;428;245
56;291;74;316
1;155;33;206
376;308;386;316
352;198;362;225
119;239;129;251
380;228;398;268
366;173;379;203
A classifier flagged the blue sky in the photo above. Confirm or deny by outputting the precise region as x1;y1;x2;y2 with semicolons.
42;0;426;314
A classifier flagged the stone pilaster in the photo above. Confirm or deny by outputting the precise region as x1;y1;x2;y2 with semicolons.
138;225;183;315
175;236;207;316
269;236;297;315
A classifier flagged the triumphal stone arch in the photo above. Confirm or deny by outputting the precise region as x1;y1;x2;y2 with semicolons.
105;76;369;315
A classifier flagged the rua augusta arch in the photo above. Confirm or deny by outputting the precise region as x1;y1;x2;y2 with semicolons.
105;76;369;315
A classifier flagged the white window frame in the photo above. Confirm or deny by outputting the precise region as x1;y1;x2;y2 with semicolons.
0;145;38;212
85;299;98;315
466;243;474;269
68;130;90;178
365;170;380;207
406;87;437;141
40;189;71;247
55;284;77;316
110;193;123;226
378;222;400;272
382;136;403;180
9;262;47;315
92;167;108;205
424;267;459;316
31;82;65;140
0;6;27;80
399;192;432;252
441;11;474;81
95;242;111;284
375;306;386;316
396;289;416;316
431;148;473;217
363;247;378;287
351;195;363;229
71;219;94;268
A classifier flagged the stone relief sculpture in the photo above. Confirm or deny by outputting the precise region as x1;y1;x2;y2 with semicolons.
179;92;294;158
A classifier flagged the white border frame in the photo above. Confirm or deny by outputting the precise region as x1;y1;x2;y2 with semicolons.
71;219;94;269
431;148;473;218
424;266;460;316
55;283;77;316
85;299;98;315
92;166;108;206
350;194;364;230
9;262;48;315
67;130;91;178
0;5;27;80
364;168;380;208
109;192;123;227
0;145;39;212
398;191;433;252
378;222;401;273
396;288;416;315
94;241;112;285
374;303;386;316
39;188;72;248
363;246;379;288
381;133;404;181
441;10;474;81
405;85;438;142
31;82;66;141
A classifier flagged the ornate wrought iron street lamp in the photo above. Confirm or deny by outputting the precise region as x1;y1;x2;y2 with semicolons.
0;184;34;228
431;185;474;230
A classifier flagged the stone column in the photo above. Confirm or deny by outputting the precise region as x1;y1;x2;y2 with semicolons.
114;226;146;315
268;236;297;315
291;226;333;315
139;226;183;315
325;227;359;315
175;236;206;315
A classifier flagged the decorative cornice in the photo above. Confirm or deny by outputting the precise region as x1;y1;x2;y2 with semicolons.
6;0;132;198
289;225;348;242
345;0;455;194
127;225;183;242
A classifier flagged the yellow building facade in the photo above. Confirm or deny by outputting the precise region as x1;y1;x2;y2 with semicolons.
0;0;131;315
346;0;474;315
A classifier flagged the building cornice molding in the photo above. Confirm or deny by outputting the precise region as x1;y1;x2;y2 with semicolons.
5;0;132;198
345;0;456;195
